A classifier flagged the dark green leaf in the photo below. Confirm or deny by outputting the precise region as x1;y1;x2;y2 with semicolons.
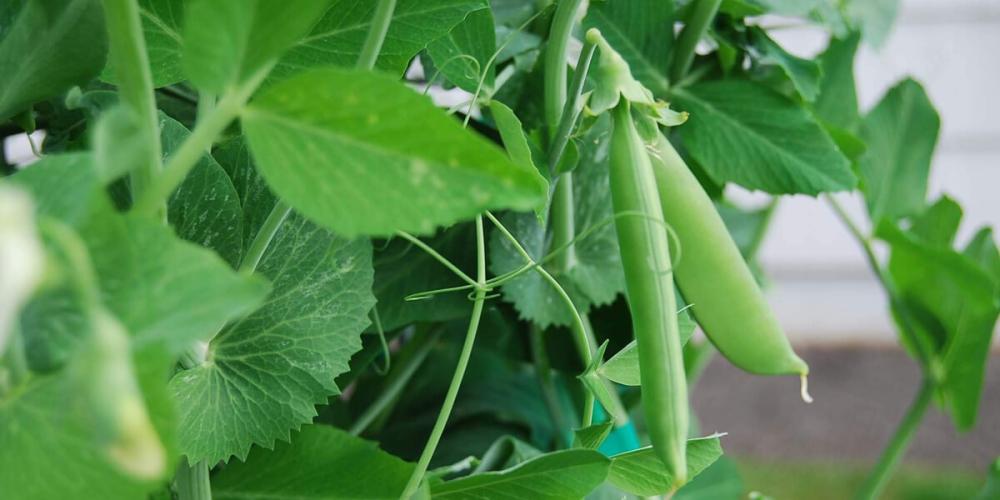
747;27;821;102
271;0;489;81
427;8;496;94
102;0;186;88
858;78;940;221
430;449;610;499
583;0;673;96
672;80;855;195
0;0;107;123
243;67;547;237
212;425;415;500
607;435;724;497
184;0;331;92
171;215;375;463
814;32;861;131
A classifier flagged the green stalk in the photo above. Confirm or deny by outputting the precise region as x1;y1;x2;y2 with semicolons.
543;0;584;127
670;0;722;84
100;0;164;216
400;215;488;500
175;459;212;500
240;201;292;274
549;174;577;272
348;328;444;436
547;38;596;176
357;0;397;71
856;379;936;500
2;323;28;392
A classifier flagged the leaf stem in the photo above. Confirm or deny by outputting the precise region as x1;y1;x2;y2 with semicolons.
400;215;488;500
395;231;479;289
349;328;444;436
240;201;292;274
133;73;265;216
175;458;212;500
547;38;597;176
100;0;164;216
357;0;397;71
670;0;722;84
856;378;936;500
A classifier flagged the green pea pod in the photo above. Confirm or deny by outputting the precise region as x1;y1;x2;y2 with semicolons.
609;101;689;484
648;133;811;388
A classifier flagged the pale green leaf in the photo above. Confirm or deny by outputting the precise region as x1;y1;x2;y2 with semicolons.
672;80;855;195
845;0;899;49
747;27;821;102
171;213;376;463
93;105;149;183
583;0;672;96
243;67;547;237
0;0;107;122
430;449;610;499
427;8;495;94
101;0;186;88
183;0;331;92
673;457;745;499
599;310;696;386
211;425;415;500
573;422;614;450
271;0;487;82
607;435;724;497
859;78;940;222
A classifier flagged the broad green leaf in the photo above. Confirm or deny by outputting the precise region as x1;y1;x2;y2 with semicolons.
910;196;962;249
427;8;496;94
0;0;107;123
672;80;855;195
607;435;724;497
161;113;244;267
212;136;277;253
243;67;547;237
93;105;149;183
573;422;614;450
747;27;821;102
272;0;488;81
171;214;376;463
583;0;673;96
211;425;415;500
101;0;186;88
490;101;543;182
430;449;610;499
599;310;696;386
814;32;861;131
845;0;899;49
183;0;331;92
673;457;744;499
858;78;940;222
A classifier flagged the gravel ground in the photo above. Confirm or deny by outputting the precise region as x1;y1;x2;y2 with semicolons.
690;347;1000;470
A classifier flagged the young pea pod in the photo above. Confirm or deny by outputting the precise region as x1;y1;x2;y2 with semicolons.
609;101;690;484
648;133;810;383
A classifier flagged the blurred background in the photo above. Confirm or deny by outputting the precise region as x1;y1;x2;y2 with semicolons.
699;0;1000;497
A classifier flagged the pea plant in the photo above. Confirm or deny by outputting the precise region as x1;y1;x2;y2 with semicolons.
1;0;997;499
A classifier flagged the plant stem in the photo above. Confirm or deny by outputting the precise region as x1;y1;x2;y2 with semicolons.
175;458;212;500
134;77;262;216
400;215;488;499
825;196;936;372
549;174;577;272
529;324;569;448
547;38;596;176
100;0;164;215
856;378;936;500
2;323;28;392
240;201;292;274
357;0;397;71
543;0;585;127
670;0;722;84
348;328;444;436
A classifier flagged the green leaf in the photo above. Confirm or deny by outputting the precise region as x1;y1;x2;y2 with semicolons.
243;67;546;237
814;32;861;131
183;0;331;93
170;214;376;463
430;449;610;499
579;342;617;419
673;456;744;499
161;112;244;267
93;105;150;183
101;0;186;88
573;422;614;450
583;0;673;96
599;309;696;386
212;136;277;253
672;80;855;196
858;78;940;222
211;425;415;500
607;435;725;497
845;0;899;49
427;7;496;94
490;100;544;183
747;27;821;102
271;0;488;82
973;458;1000;500
909;196;962;249
0;0;107;123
